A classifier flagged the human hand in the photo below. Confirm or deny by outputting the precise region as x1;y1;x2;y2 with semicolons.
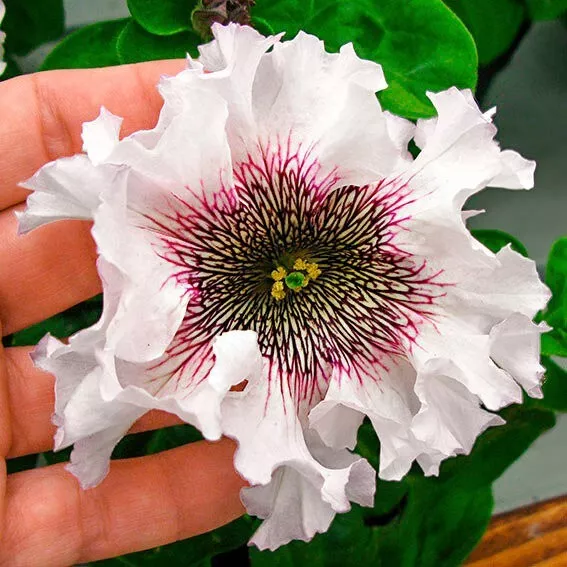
0;62;245;566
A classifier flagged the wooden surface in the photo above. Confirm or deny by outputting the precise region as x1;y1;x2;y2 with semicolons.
466;495;567;566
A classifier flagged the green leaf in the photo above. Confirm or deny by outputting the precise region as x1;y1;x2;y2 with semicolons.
356;421;409;518
3;0;64;56
543;237;567;330
110;424;203;463
251;0;477;119
540;238;567;357
41;20;127;71
253;400;554;567
540;356;567;412
439;404;556;489
111;430;157;460
471;229;529;257
41;447;72;466
7;296;103;347
250;505;379;567
524;0;567;19
408;481;493;566
541;329;567;357
127;0;194;36
443;0;525;65
0;54;22;81
7;453;39;474
250;482;492;567
146;424;203;454
117;20;200;64
355;418;380;469
373;477;493;567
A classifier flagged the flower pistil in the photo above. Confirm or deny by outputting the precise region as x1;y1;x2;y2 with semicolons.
271;258;322;300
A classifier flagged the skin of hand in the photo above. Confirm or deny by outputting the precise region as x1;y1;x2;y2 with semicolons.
0;62;246;567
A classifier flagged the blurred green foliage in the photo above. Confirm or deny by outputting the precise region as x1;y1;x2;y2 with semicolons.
116;20;200;64
39;0;479;119
127;0;194;36
443;0;526;65
524;0;567;19
472;229;530;257
251;402;556;567
251;0;477;119
5;296;103;347
41;20;125;70
2;0;64;56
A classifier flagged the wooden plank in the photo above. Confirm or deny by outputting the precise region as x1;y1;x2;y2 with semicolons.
466;495;567;566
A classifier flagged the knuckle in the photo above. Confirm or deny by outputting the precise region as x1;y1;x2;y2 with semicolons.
29;72;75;163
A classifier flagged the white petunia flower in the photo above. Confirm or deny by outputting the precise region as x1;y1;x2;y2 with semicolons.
0;1;6;77
19;24;549;550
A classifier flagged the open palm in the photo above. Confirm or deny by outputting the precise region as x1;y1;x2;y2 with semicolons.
0;62;245;566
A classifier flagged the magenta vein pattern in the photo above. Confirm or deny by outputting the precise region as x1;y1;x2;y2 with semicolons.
146;140;445;404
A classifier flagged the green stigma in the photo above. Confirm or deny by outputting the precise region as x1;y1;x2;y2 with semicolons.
270;258;321;301
285;271;306;290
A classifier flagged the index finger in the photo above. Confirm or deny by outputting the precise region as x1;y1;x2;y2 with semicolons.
0;60;185;211
1;438;246;565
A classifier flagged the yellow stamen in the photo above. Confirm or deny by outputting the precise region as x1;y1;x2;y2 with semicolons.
293;258;309;271
271;280;286;301
271;266;287;281
306;263;321;280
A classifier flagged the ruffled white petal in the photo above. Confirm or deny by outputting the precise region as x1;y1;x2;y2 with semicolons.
34;298;263;488
21;87;235;362
31;332;145;488
489;149;535;190
412;320;523;411
407;88;535;205
489;313;548;398
244;440;374;550
101;88;233;193
390;91;543;330
31;243;263;489
84;90;231;361
445;245;551;326
18;108;126;233
251;33;404;184
165;23;407;184
151;23;281;163
96;329;262;440
191;23;282;144
17;156;116;232
91;179;188;363
82;107;123;165
221;371;374;549
412;366;504;468
310;360;421;481
310;87;547;482
243;467;336;550
353;85;548;475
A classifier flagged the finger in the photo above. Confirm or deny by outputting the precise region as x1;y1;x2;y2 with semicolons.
0;323;12;457
0;207;100;336
0;60;185;211
1;438;246;566
5;346;183;458
0;321;14;536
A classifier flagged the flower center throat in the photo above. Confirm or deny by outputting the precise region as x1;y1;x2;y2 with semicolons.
270;257;322;301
